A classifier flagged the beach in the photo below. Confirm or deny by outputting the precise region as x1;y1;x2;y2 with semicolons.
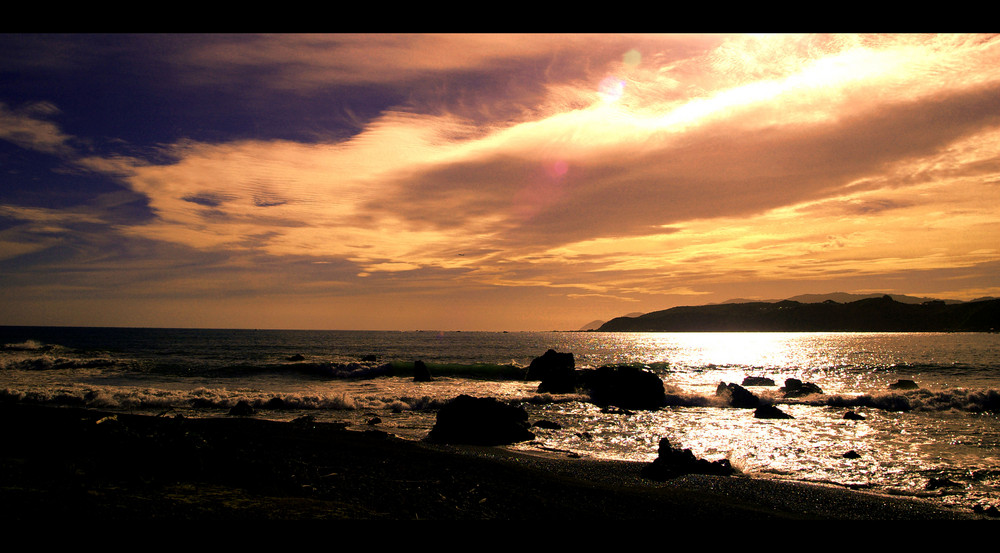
0;402;982;520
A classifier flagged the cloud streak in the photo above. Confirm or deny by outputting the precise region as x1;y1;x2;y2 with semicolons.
2;34;999;329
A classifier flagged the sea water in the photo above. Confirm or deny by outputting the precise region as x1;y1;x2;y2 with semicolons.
2;326;999;514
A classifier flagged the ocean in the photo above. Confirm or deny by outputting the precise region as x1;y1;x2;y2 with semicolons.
2;325;999;514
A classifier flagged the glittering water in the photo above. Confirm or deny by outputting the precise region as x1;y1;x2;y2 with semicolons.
2;326;999;513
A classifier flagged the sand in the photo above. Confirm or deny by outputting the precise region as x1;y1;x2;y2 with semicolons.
0;402;983;520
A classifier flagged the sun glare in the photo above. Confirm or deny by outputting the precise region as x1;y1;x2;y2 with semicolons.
598;75;626;103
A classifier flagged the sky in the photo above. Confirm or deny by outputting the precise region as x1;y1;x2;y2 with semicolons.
1;33;999;331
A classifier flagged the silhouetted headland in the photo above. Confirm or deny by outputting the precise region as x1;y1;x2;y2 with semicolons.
598;296;1000;332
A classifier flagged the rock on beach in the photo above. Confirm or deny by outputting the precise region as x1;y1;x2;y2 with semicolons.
0;402;984;520
425;394;535;446
641;437;737;481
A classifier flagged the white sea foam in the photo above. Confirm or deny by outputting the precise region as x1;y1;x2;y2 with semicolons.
820;388;1000;413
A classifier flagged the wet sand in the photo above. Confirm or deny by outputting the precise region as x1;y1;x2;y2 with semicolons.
0;402;982;520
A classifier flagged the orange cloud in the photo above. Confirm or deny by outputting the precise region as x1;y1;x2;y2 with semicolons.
74;34;1000;313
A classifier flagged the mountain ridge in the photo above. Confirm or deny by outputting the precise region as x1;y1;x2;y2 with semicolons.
594;294;1000;332
717;292;969;305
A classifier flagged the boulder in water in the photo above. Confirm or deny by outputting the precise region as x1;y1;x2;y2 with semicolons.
780;378;824;398
527;349;577;393
716;382;761;408
754;404;793;419
532;419;562;430
889;379;919;390
925;477;962;490
426;395;535;445
742;376;776;386
228;400;255;417
579;365;666;410
413;359;433;382
264;397;289;410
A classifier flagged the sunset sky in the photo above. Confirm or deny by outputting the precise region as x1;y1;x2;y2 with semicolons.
2;33;999;331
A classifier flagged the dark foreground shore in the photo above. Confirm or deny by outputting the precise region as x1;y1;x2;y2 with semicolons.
0;402;982;520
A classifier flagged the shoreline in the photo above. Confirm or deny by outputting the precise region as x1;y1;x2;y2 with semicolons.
0;402;983;520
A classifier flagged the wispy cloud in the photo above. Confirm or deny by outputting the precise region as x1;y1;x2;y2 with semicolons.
2;34;999;328
0;101;74;155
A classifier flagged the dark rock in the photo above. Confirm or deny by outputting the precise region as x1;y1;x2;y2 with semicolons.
264;397;288;410
579;365;666;410
413;360;432;382
889;379;919;390
843;450;861;459
527;349;577;393
742;376;776;386
532;419;562;430
286;354;306;362
971;469;999;480
754;404;793;419
366;416;381;425
189;397;216;409
228;400;255;417
426;395;535;445
361;354;378;362
974;504;1000;517
716;382;761;408
526;349;575;379
780;378;824;398
641;437;736;481
844;411;865;420
926;477;962;490
538;371;578;394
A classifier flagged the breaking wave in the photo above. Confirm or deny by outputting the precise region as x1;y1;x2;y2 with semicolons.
819;388;1000;413
0;385;365;413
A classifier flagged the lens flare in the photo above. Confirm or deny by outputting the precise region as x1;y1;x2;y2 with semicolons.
623;48;641;68
547;159;569;179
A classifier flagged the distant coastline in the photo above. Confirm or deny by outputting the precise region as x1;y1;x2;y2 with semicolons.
596;295;1000;333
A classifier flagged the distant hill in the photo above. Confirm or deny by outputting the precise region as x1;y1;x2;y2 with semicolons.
784;292;965;305
716;292;964;305
597;296;1000;332
579;312;645;331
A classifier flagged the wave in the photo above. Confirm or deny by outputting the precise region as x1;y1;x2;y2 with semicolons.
2;339;61;352
386;361;526;379
0;385;366;413
522;383;1000;414
818;388;1000;413
1;355;120;371
287;360;527;380
4;381;999;421
0;346;530;381
1;339;122;372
